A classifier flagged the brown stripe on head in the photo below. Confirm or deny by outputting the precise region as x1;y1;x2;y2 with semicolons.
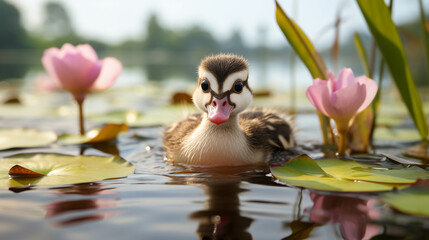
199;54;248;92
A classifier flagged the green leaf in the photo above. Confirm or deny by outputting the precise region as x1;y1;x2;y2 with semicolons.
381;187;429;217
271;155;429;192
419;0;429;79
90;105;198;127
317;158;429;184
357;0;428;139
275;1;332;145
0;128;57;150
354;33;371;78
275;1;327;80
271;155;398;192
383;153;429;166
0;153;135;187
374;127;420;142
271;164;394;192
58;123;128;145
89;110;140;125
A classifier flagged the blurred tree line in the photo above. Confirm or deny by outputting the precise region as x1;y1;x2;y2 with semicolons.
0;0;427;85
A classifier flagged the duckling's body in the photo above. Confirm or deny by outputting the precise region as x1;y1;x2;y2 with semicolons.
163;54;295;166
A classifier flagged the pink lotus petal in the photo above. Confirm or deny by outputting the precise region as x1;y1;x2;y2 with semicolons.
42;43;123;102
91;57;122;91
76;44;99;62
335;68;355;90
59;43;78;57
305;67;378;134
41;47;61;83
329;81;367;120
52;52;101;93
306;79;330;117
356;76;378;113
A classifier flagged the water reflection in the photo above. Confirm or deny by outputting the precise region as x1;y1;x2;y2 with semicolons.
46;183;119;227
79;141;120;156
308;192;381;240
168;173;253;240
189;179;252;240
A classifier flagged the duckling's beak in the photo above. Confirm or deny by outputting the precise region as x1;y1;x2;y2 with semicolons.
207;97;234;125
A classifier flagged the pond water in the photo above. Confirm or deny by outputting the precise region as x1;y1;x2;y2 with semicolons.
0;111;429;240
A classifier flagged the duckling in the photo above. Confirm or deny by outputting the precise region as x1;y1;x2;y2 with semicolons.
163;54;295;166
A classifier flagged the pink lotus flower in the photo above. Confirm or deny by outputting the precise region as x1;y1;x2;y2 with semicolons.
306;68;377;156
42;43;122;135
42;43;122;102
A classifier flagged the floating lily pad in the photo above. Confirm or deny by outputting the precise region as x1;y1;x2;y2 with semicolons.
317;158;429;184
0;153;135;187
374;127;420;141
0;128;57;150
271;155;396;192
89;105;198;127
270;155;429;192
89;110;140;125
58;123;128;145
383;153;429;166
402;143;429;162
381;187;429;217
0;104;58;118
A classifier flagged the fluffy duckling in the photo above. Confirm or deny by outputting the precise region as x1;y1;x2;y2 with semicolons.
163;54;295;166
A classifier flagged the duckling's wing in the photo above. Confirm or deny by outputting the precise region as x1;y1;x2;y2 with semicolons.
163;113;203;152
239;109;295;151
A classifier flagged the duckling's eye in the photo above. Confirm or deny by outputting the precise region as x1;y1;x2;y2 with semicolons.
233;80;244;93
201;80;210;92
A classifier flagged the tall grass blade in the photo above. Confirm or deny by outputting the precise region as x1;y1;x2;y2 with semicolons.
419;0;429;81
353;33;371;78
275;1;332;144
357;0;428;139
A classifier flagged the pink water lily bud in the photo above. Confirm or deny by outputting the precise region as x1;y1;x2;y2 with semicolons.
306;68;378;133
42;43;122;102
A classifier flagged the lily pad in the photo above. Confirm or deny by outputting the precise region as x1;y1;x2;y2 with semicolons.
89;110;140;125
374;127;420;141
381;187;429;217
0;128;57;150
317;158;429;184
58;123;128;145
89;105;198;127
383;153;429;166
0;153;135;187
270;155;429;192
271;155;396;192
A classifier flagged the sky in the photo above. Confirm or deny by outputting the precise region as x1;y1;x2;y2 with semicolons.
7;0;429;49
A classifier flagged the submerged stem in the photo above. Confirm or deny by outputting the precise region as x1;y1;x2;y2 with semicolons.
77;99;85;136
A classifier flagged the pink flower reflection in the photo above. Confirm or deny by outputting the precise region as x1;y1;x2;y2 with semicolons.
308;192;381;240
45;183;119;227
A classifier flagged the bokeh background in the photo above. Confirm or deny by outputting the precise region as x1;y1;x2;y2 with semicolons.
1;0;428;94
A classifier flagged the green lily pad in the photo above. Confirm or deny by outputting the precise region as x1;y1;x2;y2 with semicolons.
0;104;58;118
0;153;135;187
374;127;420;141
381;187;429;217
89;105;198;127
270;155;429;192
58;123;128;145
317;158;429;184
0;128;57;150
383;153;429;166
89;110;140;125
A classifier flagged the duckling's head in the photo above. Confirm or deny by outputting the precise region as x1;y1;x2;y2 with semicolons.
193;54;252;125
